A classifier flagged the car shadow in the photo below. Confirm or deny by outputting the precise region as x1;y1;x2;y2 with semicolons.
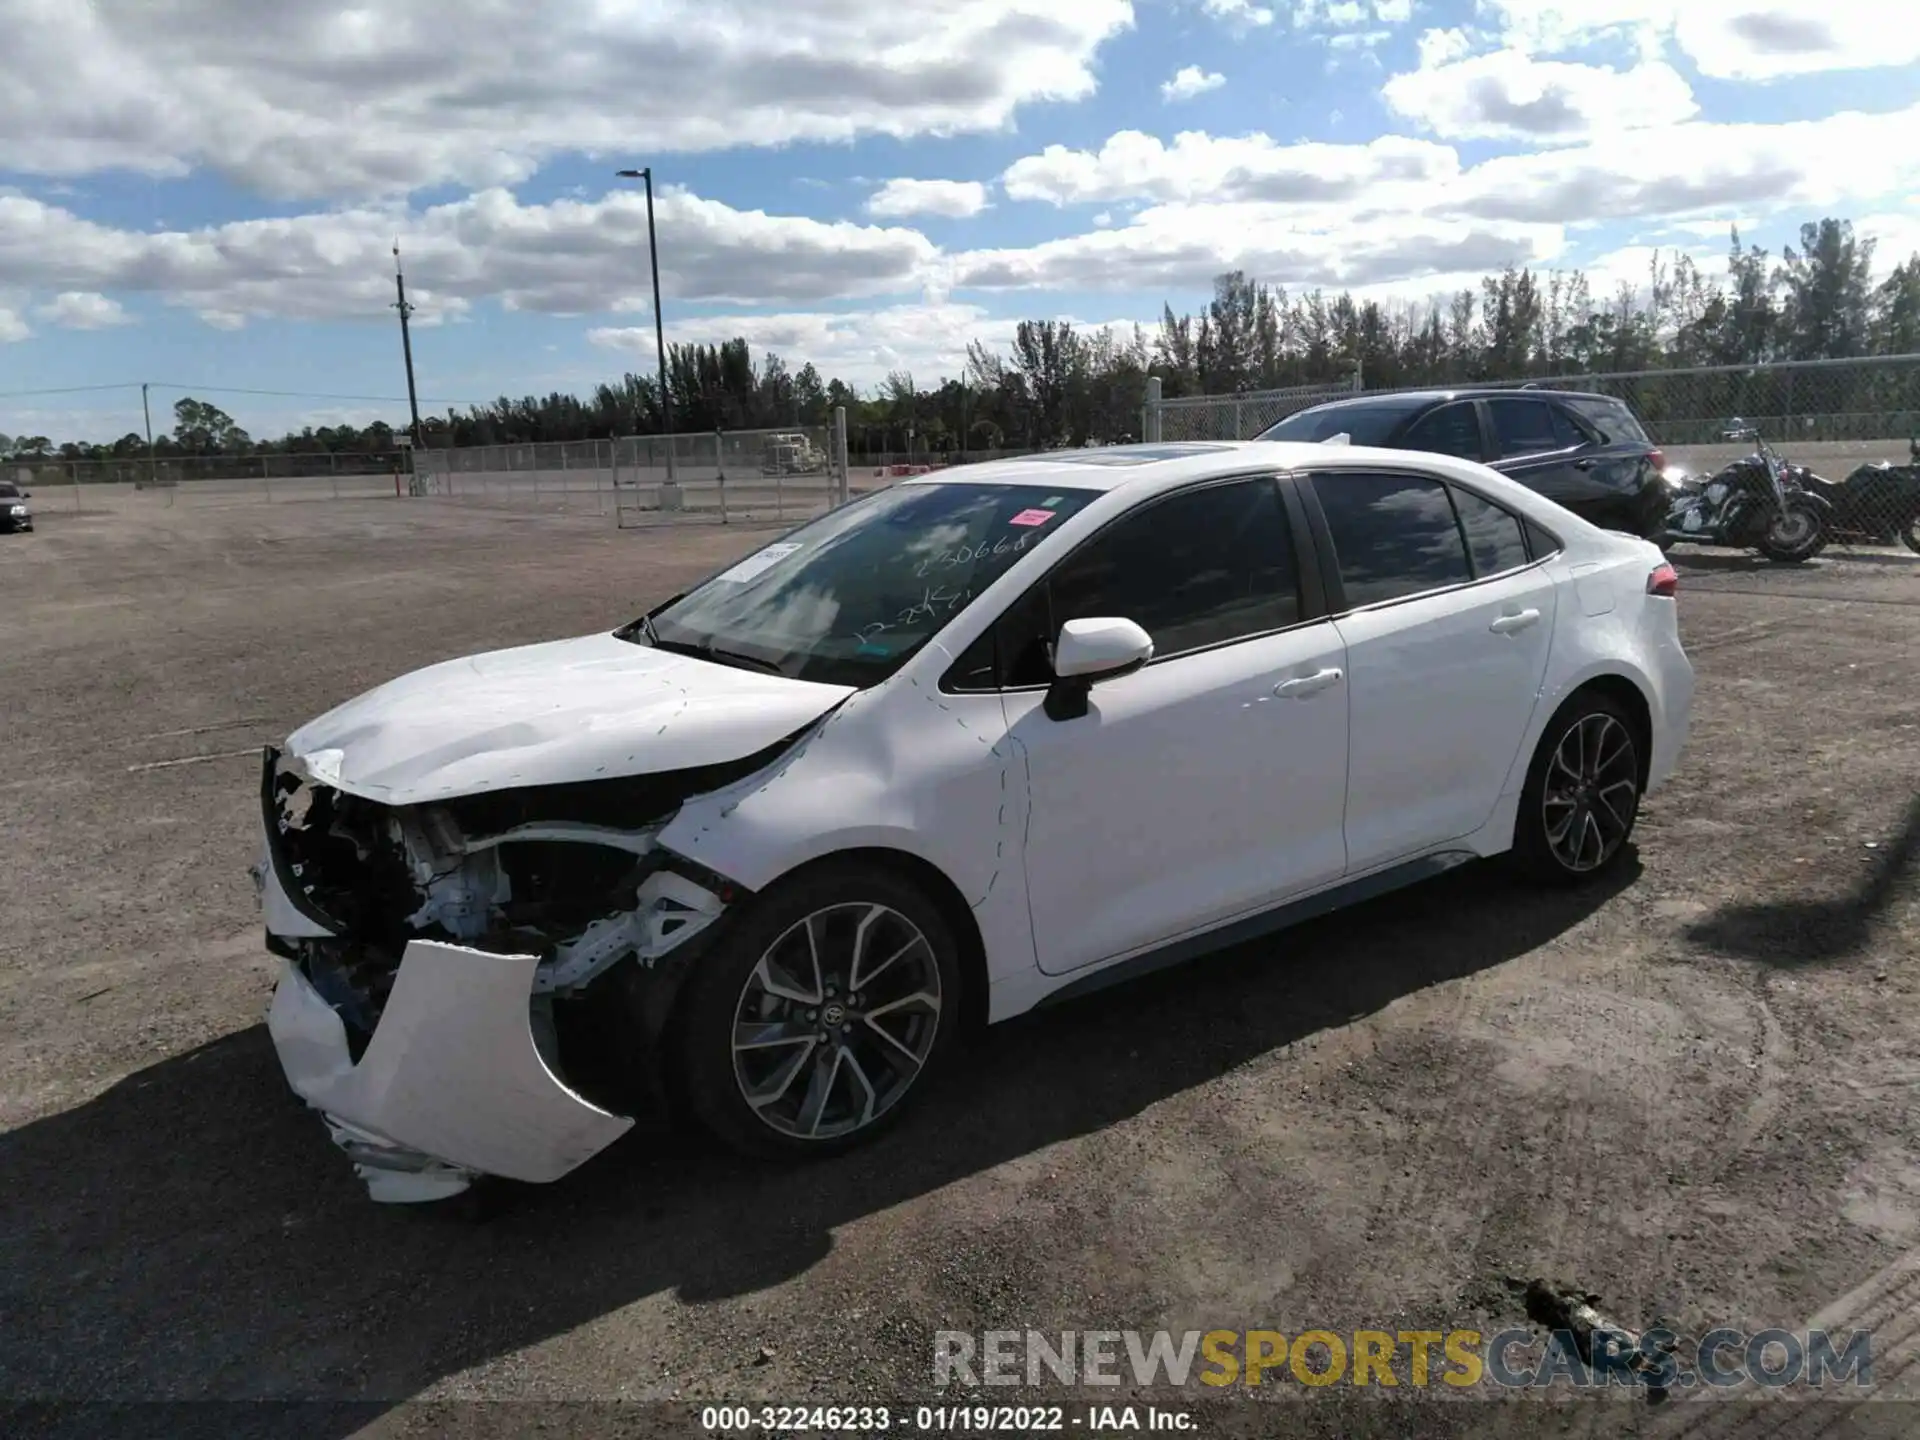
1684;791;1920;967
1;854;1639;1431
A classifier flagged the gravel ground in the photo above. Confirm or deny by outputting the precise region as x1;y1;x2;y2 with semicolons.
1;491;1917;1439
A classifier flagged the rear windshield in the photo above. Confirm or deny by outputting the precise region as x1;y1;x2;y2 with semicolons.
1563;396;1651;445
1256;404;1417;446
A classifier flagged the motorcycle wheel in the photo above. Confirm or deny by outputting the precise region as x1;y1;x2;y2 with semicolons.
1756;496;1828;563
1901;516;1920;557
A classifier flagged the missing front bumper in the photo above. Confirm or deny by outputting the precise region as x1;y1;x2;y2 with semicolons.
266;942;635;1203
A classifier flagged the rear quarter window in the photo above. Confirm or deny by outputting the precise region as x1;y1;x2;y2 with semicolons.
1564;397;1651;445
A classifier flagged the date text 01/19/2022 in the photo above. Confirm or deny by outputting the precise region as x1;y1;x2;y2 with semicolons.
699;1404;1198;1432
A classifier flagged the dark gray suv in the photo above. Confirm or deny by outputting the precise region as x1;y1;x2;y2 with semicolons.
1257;388;1670;539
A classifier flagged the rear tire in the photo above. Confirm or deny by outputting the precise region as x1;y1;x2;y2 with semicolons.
1511;692;1643;887
674;860;964;1160
1900;515;1920;557
1756;496;1827;562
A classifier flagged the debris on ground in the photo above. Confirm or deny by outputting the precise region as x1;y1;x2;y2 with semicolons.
1515;1277;1675;1398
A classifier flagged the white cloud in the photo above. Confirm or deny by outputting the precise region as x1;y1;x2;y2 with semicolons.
1482;1;1920;81
592;304;1010;388
950;204;1565;293
1161;65;1227;101
866;179;991;219
0;0;1135;201
589;302;1155;389
1373;0;1413;20
0;306;29;343
1853;210;1920;277
1443;101;1920;226
1000;130;1460;206
0;186;937;327
1200;0;1275;27
1417;26;1473;66
37;291;133;329
969;97;1920;295
1384;51;1697;142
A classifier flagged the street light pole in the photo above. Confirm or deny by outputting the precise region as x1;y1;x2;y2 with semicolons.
615;167;675;481
391;241;425;450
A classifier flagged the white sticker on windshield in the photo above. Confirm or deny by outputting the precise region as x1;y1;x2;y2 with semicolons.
714;542;801;584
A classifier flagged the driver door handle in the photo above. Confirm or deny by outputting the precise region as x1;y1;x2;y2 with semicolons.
1489;609;1541;634
1274;667;1344;698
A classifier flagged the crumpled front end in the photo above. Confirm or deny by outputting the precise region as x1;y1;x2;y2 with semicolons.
254;745;741;1202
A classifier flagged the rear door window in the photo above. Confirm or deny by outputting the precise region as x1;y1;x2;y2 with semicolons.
1448;486;1531;578
1486;398;1567;457
1564;396;1651;445
1309;472;1473;608
1400;403;1484;460
1547;405;1590;449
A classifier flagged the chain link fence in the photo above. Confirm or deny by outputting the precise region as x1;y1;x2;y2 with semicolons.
1146;377;1364;442
413;438;621;514
1145;355;1920;554
410;415;852;527
5;450;419;512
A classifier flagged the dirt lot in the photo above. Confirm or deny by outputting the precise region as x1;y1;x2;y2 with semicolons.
2;491;1917;1438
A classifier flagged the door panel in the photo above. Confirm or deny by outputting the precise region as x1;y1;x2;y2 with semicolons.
1486;396;1590;509
1335;568;1556;869
1008;624;1351;975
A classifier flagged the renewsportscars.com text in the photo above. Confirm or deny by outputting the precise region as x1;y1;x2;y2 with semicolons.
933;1327;1875;1391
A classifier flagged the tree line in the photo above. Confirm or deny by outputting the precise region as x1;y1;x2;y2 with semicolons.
7;216;1917;464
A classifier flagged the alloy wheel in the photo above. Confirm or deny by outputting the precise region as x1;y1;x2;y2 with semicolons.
730;902;943;1141
1541;713;1638;873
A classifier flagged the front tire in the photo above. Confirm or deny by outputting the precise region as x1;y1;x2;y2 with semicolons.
1512;693;1643;886
673;860;963;1160
1756;496;1827;562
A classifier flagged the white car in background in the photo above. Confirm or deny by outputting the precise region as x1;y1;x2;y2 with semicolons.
255;440;1693;1202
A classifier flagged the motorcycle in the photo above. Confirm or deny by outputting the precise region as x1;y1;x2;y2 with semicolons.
1787;437;1920;555
1661;418;1830;563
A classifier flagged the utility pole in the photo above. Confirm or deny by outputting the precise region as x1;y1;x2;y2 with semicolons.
614;166;676;481
392;241;425;450
141;381;156;489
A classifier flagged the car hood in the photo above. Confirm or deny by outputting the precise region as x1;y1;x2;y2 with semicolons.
284;631;855;806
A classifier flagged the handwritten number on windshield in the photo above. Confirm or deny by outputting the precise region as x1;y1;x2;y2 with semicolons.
855;584;970;643
913;529;1034;578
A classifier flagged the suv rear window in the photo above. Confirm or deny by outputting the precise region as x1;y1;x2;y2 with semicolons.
1563;396;1651;445
1257;404;1415;446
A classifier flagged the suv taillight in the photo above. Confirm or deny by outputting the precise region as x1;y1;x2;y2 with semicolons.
1647;562;1678;597
1647;447;1667;473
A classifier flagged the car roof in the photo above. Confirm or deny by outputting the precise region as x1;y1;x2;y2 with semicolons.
1287;386;1626;415
897;439;1561;504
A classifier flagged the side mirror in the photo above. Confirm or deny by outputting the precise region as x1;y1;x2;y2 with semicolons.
1044;617;1153;721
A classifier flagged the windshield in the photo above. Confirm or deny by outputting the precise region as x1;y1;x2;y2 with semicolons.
624;481;1096;687
0;484;19;499
1255;404;1417;445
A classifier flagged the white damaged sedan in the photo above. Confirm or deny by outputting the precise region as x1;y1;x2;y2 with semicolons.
256;441;1693;1202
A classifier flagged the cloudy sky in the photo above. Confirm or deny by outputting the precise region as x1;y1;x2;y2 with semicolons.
2;0;1918;442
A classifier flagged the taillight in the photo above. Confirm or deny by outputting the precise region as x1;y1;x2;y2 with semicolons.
1646;447;1667;473
1647;562;1678;597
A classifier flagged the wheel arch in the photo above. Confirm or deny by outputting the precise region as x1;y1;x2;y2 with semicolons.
662;844;993;1043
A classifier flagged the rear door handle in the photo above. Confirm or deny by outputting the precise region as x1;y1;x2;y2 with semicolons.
1489;609;1541;635
1274;667;1344;698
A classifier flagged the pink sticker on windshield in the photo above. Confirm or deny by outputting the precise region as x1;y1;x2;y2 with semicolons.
1009;508;1056;527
